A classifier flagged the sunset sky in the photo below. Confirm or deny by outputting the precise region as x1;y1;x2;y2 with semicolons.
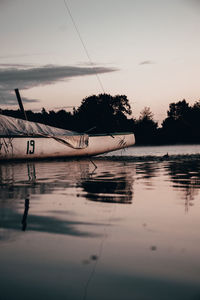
0;0;200;122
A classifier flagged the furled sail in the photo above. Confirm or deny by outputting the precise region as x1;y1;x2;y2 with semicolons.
0;114;88;149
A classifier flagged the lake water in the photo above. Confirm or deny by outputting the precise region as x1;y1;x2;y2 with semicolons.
105;144;200;157
1;145;200;300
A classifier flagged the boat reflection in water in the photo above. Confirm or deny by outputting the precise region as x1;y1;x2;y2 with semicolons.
0;159;134;240
0;159;134;202
1;158;200;300
21;197;30;231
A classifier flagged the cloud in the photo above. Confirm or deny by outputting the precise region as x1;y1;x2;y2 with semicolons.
139;60;155;65
0;64;117;106
0;63;33;68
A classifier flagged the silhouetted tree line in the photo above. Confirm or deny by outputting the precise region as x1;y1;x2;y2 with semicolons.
1;94;200;145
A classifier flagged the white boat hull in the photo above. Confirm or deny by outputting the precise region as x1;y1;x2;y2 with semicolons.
0;133;135;160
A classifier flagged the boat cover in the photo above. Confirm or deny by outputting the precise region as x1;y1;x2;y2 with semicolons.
0;114;88;149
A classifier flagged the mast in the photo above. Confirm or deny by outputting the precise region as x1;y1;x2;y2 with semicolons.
14;88;28;120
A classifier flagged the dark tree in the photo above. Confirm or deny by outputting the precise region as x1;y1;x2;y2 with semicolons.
134;107;158;145
161;100;191;143
160;99;200;144
167;100;190;120
73;93;133;133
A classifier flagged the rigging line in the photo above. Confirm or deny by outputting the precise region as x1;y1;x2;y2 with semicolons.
63;0;105;93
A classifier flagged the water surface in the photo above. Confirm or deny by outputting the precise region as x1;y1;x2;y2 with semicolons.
1;151;200;300
106;144;200;157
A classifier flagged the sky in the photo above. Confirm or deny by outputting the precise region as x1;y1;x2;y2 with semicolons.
0;0;200;122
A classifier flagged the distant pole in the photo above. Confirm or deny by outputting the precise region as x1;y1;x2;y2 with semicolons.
14;88;28;120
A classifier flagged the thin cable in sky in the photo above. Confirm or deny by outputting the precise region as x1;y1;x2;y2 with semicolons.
63;0;105;93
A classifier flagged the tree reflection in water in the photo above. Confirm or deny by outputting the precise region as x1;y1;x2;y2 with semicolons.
80;175;133;204
135;161;159;189
165;160;200;212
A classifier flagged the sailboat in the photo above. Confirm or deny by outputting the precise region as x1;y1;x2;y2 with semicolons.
0;113;135;160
